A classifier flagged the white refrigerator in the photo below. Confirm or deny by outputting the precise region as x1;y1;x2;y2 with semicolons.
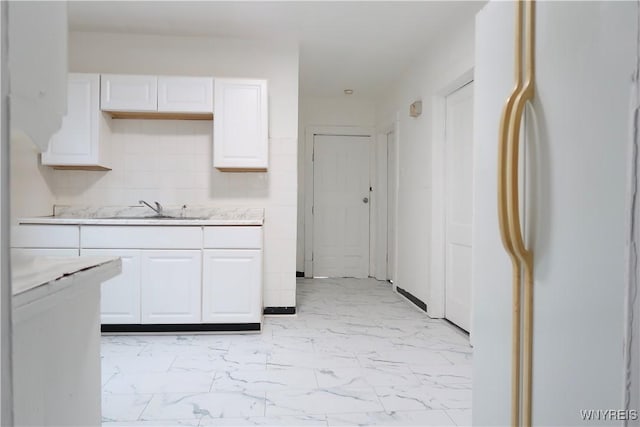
472;1;638;425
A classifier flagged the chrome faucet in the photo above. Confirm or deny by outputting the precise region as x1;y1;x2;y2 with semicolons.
139;200;163;216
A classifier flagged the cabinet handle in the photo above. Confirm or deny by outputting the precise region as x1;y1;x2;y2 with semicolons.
498;1;536;426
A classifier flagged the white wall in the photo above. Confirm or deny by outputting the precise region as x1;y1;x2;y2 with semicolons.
10;134;55;222
297;96;375;272
0;3;10;424
14;31;299;308
375;18;475;314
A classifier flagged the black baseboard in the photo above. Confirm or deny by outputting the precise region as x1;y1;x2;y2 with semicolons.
296;271;304;277
263;306;296;315
396;286;427;312
101;323;261;333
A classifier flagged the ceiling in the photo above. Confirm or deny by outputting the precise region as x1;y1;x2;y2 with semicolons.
69;1;485;98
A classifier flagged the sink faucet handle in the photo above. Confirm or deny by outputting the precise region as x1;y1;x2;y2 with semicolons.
154;201;163;214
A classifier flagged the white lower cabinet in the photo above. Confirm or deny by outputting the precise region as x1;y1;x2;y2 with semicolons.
82;249;141;324
141;250;202;324
15;223;263;328
202;249;262;324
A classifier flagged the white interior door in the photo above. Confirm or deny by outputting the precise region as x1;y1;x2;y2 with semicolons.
387;131;397;282
313;135;371;278
445;81;474;331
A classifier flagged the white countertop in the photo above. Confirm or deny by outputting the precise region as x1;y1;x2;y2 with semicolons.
12;253;122;308
18;205;264;226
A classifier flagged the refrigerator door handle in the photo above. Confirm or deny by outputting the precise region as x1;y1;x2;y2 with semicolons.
506;1;536;426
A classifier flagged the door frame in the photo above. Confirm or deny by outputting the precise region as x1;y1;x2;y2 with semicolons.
430;68;474;318
304;126;375;278
375;113;400;282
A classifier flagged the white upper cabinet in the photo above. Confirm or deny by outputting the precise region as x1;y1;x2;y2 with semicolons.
42;74;112;170
158;77;213;113
213;78;268;171
100;74;158;112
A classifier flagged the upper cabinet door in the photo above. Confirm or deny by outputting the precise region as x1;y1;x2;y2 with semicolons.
158;77;213;113
100;74;157;112
42;73;111;170
213;78;268;171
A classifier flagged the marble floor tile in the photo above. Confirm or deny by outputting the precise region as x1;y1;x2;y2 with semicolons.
103;354;177;376
103;420;200;426
104;371;215;395
267;349;360;370
315;365;421;388
446;408;472;426
326;410;457;426
101;336;151;357
439;348;473;365
102;278;473;426
169;353;239;374
375;384;472;412
410;364;473;387
198;414;328;426
265;387;384;417
357;349;453;369
211;368;318;392
102;393;153;422
140;391;266;421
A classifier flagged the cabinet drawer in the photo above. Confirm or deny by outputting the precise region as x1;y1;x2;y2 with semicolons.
12;225;79;248
81;226;202;249
203;226;262;249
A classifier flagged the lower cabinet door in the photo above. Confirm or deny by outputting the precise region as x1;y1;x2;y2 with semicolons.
202;249;262;324
141;250;202;324
82;249;141;324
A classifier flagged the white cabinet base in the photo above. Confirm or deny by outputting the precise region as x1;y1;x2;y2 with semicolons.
141;250;202;324
202;250;262;324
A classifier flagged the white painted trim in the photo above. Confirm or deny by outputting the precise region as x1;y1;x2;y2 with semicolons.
304;126;375;278
375;113;400;281
430;68;474;319
374;131;388;281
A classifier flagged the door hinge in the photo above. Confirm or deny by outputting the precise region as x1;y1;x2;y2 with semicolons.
312;206;314;215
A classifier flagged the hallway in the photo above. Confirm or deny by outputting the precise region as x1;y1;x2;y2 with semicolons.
101;278;472;426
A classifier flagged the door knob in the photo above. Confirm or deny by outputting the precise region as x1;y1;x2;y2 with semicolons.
363;197;369;204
